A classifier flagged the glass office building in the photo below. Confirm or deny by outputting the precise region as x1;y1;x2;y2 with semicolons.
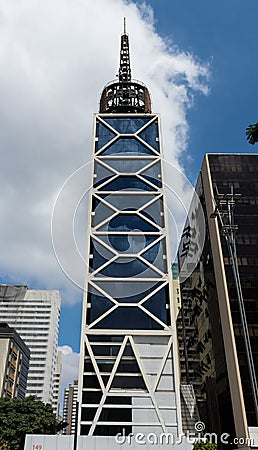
177;154;258;442
77;24;182;439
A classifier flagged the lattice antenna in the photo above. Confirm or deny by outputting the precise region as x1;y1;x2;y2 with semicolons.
99;18;151;113
119;17;131;82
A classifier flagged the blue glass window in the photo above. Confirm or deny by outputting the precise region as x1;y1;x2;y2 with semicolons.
99;158;155;173
90;245;114;270
103;118;150;134
141;175;161;188
88;293;114;323
108;234;157;253
91;345;121;356
107;213;158;232
141;242;160;266
100;176;155;192
93;281;163;303
95;359;116;372
94;307;163;329
94;162;115;187
113;282;164;303
96;122;116;150
143;286;169;323
141;200;163;226
101;138;155;156
117;359;141;373
96;194;155;211
138;122;159;151
96;258;160;278
91;203;115;227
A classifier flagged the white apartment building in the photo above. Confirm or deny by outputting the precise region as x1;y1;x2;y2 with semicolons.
62;380;78;435
53;350;62;417
0;284;60;405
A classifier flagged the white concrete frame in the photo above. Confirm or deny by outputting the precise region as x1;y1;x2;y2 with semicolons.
78;113;182;438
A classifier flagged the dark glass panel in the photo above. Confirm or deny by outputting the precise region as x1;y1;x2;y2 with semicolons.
88;293;113;323
91;345;121;356
96;193;155;210
91;204;114;227
83;375;101;389
101;375;110;386
101;138;154;156
111;375;146;389
94;307;163;330
80;425;91;435
143;287;168;323
89;247;107;271
84;359;95;372
113;282;162;304
96;122;116;150
108;234;157;254
89;244;113;270
141;175;161;188
103;117;150;134
141;199;164;226
117;359;140;373
138;121;159;150
107;213;157;233
123;345;134;356
100;176;155;192
140;160;161;179
82;390;102;404
92;195;101;211
100;158;154;173
97;258;159;278
81;407;97;421
141;242;160;266
96;359;116;372
99;408;132;422
87;335;124;342
105;396;132;405
94;281;162;303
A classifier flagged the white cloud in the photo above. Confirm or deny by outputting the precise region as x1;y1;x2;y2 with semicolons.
0;0;209;302
58;345;80;411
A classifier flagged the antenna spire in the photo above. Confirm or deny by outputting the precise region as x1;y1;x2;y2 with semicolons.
99;19;151;113
119;18;131;82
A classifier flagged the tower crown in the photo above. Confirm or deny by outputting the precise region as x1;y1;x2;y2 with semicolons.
99;19;151;114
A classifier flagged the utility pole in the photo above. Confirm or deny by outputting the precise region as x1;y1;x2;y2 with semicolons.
211;186;258;423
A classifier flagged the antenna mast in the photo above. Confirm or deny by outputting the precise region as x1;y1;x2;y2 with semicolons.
119;17;131;82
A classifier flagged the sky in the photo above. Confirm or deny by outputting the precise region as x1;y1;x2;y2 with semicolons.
1;0;258;401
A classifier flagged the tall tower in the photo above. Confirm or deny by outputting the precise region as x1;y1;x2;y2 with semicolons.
77;21;182;442
0;284;60;405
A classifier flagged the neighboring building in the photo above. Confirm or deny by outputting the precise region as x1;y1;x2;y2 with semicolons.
0;322;30;399
77;22;183;441
177;154;258;442
62;380;78;435
172;263;181;319
0;284;60;405
52;350;62;417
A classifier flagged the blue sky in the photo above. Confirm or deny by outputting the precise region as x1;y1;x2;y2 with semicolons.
1;0;258;390
144;0;258;183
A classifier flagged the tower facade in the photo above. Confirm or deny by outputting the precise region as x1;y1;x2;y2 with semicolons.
77;23;182;440
0;284;60;405
0;322;30;400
